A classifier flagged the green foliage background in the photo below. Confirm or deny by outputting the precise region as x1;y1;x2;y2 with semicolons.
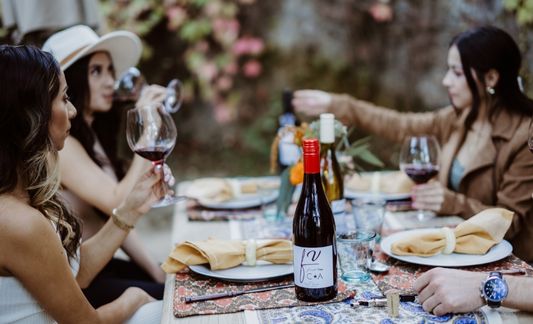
1;0;533;180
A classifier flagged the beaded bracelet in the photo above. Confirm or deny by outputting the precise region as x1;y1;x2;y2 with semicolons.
111;208;135;232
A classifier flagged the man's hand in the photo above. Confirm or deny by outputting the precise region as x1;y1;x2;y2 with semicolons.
414;268;485;316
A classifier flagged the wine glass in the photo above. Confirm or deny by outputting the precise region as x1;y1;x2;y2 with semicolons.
115;67;183;113
126;103;180;208
399;135;441;221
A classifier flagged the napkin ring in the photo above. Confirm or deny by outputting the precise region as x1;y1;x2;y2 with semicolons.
112;208;135;232
441;227;455;254
245;239;257;266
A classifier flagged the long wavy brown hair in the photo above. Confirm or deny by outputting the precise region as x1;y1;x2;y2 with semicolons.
0;45;81;259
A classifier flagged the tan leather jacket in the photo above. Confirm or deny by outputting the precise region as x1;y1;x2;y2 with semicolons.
329;94;533;262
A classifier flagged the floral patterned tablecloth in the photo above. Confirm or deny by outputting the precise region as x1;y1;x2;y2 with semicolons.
173;270;354;318
235;213;533;324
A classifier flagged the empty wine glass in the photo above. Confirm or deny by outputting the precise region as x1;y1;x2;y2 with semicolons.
399;135;441;221
126;103;180;208
115;67;183;113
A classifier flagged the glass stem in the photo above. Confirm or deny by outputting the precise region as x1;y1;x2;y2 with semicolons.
152;160;171;198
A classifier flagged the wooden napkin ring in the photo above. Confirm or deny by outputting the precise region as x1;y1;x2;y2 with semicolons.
112;208;135;232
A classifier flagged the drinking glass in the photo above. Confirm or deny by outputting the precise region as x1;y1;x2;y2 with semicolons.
115;67;183;113
126;103;179;207
337;231;376;283
399;135;441;221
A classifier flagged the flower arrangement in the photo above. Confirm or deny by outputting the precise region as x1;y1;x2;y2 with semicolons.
270;119;384;217
102;0;265;124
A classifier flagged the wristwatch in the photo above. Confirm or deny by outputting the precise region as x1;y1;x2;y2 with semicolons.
480;272;508;308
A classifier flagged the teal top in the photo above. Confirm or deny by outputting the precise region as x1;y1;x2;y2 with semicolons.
449;158;465;191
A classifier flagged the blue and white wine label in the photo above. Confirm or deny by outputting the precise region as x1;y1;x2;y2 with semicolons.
293;245;334;288
279;133;301;166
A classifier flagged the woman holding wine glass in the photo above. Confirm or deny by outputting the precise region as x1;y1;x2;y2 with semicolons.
42;25;170;307
0;44;167;324
399;135;441;221
293;25;533;263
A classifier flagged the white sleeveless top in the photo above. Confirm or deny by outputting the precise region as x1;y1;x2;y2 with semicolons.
0;250;80;324
0;249;80;323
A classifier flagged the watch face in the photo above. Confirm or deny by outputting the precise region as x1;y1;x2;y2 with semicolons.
483;277;508;302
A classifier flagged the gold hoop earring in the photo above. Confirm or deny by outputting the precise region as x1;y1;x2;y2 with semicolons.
486;86;495;95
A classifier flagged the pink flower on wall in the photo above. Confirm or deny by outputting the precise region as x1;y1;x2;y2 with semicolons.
198;62;218;82
166;6;187;30
242;59;262;78
213;101;232;124
216;76;233;91
213;18;240;45
368;2;393;23
232;36;264;56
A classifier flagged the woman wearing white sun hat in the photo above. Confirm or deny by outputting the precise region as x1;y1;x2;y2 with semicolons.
43;25;169;308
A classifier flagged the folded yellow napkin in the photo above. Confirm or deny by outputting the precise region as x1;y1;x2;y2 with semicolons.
345;171;414;194
184;178;242;202
161;239;293;273
391;208;513;257
184;178;279;203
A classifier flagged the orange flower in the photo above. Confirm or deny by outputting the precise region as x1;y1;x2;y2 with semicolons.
290;160;304;185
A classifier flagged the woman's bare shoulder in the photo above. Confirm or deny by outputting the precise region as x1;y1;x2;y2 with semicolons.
60;135;86;157
0;195;55;243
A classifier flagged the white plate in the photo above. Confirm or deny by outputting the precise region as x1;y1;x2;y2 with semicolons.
198;190;278;209
381;229;513;267
189;261;293;282
345;190;410;201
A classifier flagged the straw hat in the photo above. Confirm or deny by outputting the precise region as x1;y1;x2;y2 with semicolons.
42;25;142;77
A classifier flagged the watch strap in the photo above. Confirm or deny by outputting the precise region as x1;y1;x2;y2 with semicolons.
489;271;502;279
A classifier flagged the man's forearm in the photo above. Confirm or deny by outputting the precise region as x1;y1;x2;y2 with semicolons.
502;276;533;312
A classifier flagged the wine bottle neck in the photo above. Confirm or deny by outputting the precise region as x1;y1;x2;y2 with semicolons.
320;114;335;143
304;153;320;174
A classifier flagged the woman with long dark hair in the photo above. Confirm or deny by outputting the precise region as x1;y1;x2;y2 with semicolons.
293;25;533;262
0;44;167;323
42;25;168;307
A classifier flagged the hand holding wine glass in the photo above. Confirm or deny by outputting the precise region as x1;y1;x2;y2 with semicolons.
115;67;183;113
126;103;181;208
399;135;441;221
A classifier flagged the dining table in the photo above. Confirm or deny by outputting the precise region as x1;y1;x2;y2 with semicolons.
161;177;533;324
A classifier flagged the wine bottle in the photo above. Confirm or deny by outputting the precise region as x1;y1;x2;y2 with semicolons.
319;113;346;232
277;89;300;172
293;138;338;302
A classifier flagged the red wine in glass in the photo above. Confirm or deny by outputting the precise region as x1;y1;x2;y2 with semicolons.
399;136;441;221
126;104;181;208
133;146;172;164
403;164;439;184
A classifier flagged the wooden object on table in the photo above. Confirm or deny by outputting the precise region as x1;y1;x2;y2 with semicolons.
386;289;400;317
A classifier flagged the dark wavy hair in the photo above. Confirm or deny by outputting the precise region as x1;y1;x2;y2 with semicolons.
64;52;125;180
0;45;81;259
451;25;533;128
